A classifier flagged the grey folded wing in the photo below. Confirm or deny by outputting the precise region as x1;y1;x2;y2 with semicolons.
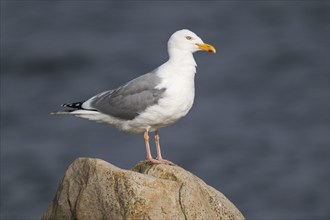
85;72;166;120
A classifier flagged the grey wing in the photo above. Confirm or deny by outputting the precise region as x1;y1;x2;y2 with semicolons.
85;72;166;120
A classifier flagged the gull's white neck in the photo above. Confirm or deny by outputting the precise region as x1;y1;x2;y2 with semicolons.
168;48;197;67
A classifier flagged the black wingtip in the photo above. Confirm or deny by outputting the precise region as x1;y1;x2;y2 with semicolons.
61;101;84;109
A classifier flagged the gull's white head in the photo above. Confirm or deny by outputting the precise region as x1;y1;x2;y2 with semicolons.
168;29;216;55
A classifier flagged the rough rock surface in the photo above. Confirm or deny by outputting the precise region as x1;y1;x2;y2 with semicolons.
42;158;245;220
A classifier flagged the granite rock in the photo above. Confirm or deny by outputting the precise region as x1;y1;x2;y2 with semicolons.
42;158;245;220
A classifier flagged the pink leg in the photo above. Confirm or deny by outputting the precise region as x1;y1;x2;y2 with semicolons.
154;131;175;165
144;131;161;164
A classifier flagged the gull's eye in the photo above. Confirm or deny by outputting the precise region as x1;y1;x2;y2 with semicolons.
185;36;192;40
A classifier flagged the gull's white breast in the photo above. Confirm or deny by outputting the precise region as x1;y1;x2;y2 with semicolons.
124;63;196;133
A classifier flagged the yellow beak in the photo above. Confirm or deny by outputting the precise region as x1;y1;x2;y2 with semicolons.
196;43;216;53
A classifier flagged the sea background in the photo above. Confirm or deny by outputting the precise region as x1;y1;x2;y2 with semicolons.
1;1;329;219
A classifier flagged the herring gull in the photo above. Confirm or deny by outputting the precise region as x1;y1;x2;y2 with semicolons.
53;29;216;165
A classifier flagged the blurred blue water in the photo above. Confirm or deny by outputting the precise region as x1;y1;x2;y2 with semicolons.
1;1;329;219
